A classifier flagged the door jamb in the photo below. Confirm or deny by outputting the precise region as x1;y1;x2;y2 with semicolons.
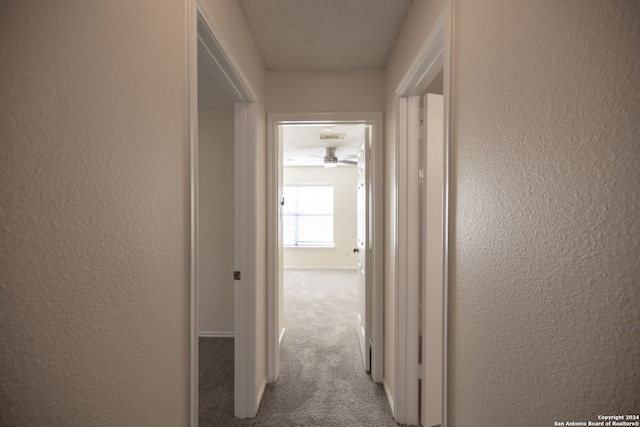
394;95;421;426
267;112;384;383
189;0;257;423
266;115;281;382
393;2;451;426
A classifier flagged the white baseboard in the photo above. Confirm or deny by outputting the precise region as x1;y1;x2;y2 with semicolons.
198;331;234;338
383;378;395;417
256;376;268;410
279;327;286;345
283;266;358;270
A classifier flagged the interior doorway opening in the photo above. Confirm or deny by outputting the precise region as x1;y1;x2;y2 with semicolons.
280;123;365;370
267;113;384;385
189;2;257;422
393;3;450;425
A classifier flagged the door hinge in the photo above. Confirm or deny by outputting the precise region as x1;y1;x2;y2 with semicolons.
414;125;424;141
418;168;424;180
418;363;424;380
233;271;241;280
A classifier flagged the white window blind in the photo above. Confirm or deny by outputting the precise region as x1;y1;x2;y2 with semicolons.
283;185;334;247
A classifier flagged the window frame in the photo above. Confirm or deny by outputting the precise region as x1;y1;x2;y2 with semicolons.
282;184;335;248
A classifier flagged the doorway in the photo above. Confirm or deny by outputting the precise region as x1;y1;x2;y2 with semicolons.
267;113;384;384
393;3;450;426
281;123;364;368
189;3;257;422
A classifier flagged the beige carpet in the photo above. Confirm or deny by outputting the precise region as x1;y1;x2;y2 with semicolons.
198;269;397;426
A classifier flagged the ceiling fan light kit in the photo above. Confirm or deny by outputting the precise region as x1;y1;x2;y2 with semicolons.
323;147;339;167
296;126;362;167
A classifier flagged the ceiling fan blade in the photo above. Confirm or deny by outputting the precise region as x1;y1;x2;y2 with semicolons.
306;153;324;158
338;154;358;160
338;159;357;165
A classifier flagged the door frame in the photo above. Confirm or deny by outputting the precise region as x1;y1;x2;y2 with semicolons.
267;112;384;383
393;2;451;426
188;0;257;423
421;93;445;427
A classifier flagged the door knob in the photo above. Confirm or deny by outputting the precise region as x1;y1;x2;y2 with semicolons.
353;247;359;253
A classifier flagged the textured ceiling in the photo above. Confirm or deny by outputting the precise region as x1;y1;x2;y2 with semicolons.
200;1;412;160
283;123;365;166
237;0;412;70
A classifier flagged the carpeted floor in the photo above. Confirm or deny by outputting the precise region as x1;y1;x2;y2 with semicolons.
199;269;398;426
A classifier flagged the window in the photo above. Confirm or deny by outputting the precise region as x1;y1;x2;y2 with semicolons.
283;185;334;247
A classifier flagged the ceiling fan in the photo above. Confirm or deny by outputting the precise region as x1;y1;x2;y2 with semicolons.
308;147;358;168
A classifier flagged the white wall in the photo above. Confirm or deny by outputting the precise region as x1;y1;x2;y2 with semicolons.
0;2;189;424
198;110;235;335
283;166;358;269
383;0;448;405
450;0;640;424
267;70;385;112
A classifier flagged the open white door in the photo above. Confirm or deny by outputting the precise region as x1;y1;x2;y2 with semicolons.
356;127;371;371
267;122;283;382
421;93;444;427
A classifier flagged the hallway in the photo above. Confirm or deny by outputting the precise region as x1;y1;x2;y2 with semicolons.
199;269;396;426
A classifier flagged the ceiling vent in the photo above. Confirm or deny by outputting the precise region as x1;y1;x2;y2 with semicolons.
318;133;346;140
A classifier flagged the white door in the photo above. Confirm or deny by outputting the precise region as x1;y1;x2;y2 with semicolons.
356;127;371;371
421;93;444;427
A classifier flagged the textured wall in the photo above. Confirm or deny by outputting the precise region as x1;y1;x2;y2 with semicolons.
450;0;640;424
198;110;235;335
0;1;189;425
